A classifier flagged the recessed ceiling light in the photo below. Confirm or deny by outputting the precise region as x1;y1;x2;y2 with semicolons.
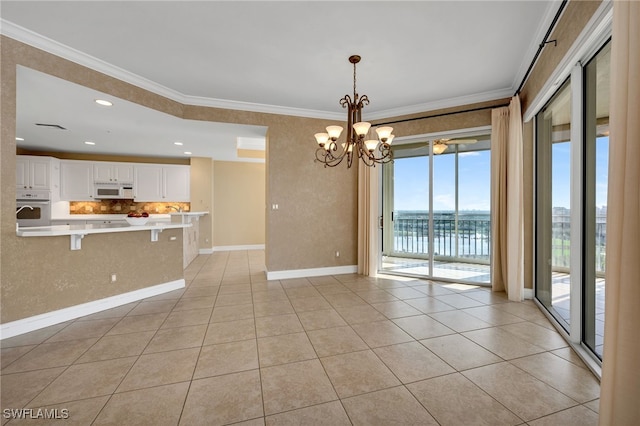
84;141;96;145
16;137;24;141
174;142;183;146
95;99;113;106
184;151;192;155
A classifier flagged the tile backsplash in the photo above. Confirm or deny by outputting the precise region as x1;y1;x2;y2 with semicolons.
69;200;190;215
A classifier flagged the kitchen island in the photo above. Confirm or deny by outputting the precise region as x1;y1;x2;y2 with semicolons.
3;220;189;339
169;211;208;267
17;220;190;250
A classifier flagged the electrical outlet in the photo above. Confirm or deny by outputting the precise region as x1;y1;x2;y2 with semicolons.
335;251;340;258
110;273;117;283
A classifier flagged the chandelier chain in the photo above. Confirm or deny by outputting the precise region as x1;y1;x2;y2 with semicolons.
353;61;357;97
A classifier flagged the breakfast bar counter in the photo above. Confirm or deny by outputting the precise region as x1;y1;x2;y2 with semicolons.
16;221;192;250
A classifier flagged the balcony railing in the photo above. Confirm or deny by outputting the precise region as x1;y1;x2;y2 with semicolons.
392;213;607;273
393;214;491;262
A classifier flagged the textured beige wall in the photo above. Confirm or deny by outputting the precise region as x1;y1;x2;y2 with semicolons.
518;0;603;290
1;36;358;298
1;230;183;323
213;161;265;247
520;0;603;113
190;157;214;249
181;107;359;272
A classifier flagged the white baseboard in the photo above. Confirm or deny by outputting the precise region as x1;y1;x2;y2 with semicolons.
212;244;265;252
0;279;185;340
524;288;534;300
199;248;214;254
266;265;358;281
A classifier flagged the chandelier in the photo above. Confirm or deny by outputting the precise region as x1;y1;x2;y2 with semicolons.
314;55;394;168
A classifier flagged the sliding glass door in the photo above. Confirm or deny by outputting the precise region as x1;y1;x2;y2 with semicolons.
381;135;491;284
535;39;610;361
535;79;573;331
583;41;610;358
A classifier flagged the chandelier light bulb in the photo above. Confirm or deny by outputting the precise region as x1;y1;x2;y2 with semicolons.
353;122;371;136
315;133;329;147
375;126;394;142
326;126;343;141
386;134;395;145
364;139;379;152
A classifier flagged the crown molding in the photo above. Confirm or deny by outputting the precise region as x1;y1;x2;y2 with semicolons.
1;19;344;120
365;87;514;121
2;18;513;123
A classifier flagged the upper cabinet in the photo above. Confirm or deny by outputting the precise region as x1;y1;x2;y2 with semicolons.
163;165;190;202
60;160;94;201
93;162;134;183
20;156;190;202
134;164;190;202
16;155;59;192
134;164;163;201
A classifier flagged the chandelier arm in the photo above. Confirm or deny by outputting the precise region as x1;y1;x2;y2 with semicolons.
315;147;347;168
313;55;393;169
340;94;353;109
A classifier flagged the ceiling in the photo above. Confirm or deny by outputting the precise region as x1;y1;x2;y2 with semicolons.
1;1;560;160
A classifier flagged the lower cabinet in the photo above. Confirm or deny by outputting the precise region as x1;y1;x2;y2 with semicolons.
183;217;200;268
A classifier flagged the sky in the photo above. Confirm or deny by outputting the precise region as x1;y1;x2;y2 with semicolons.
552;136;609;208
391;136;608;212
392;149;491;212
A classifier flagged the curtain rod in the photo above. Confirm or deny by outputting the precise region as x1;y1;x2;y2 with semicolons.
375;102;509;127
514;0;568;96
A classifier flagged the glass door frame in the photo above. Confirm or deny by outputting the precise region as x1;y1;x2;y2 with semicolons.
379;126;492;284
531;27;612;372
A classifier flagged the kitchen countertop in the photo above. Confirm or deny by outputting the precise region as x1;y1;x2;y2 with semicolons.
168;211;208;216
52;214;171;221
17;221;191;250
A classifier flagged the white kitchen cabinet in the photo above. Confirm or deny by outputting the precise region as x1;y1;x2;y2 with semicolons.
163;165;190;202
16;155;59;191
134;165;163;201
134;164;190;202
60;160;94;201
93;162;134;183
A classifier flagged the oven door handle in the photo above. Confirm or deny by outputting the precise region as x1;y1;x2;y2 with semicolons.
16;200;50;205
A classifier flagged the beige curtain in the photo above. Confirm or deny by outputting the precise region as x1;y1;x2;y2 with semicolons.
599;1;640;423
357;161;379;276
491;96;524;301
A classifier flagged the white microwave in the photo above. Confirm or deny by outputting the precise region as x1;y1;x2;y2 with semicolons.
94;182;134;199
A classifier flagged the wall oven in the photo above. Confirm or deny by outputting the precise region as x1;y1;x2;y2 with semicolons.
16;190;51;227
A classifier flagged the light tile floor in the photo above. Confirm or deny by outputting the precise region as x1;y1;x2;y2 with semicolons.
1;250;600;425
382;256;606;357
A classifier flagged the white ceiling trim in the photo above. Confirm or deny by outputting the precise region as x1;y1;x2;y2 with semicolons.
237;137;266;151
2;18;520;123
0;19;343;120
365;88;514;122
